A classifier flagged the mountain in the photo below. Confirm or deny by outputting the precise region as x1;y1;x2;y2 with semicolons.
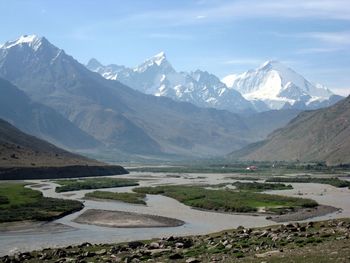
222;61;342;110
240;109;302;140
0;35;258;157
229;96;350;165
0;77;100;150
86;53;254;113
0;118;102;167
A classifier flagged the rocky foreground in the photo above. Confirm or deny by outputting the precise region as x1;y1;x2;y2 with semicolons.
2;219;350;262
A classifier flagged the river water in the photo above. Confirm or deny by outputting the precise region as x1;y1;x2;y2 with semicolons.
0;172;349;256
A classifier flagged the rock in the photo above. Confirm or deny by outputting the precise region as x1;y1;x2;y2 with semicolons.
78;242;92;248
259;231;269;238
128;241;144;249
222;240;229;246
182;239;193;248
19;252;32;260
175;242;184;248
54;249;67;258
307;221;314;228
169;253;183;259
186;257;200;263
82;251;95;257
111;254;122;262
298;226;306;232
149;248;171;256
149;242;160;249
210;255;223;261
95;248;107;255
255;250;281;258
338;221;345;227
2;256;11;263
166;236;175;241
39;253;51;260
225;244;233;250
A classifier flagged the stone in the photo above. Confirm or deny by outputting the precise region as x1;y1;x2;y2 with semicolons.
149;242;160;249
186;257;200;263
79;242;92;248
255;250;281;258
169;253;183;259
128;241;144;249
225;244;233;250
175;242;184;248
95;249;107;255
166;236;175;241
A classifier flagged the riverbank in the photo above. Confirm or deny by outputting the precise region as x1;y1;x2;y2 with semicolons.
2;218;349;262
0;165;128;180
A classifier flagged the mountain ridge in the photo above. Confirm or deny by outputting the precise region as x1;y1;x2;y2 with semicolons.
0;35;260;157
0;77;101;150
229;96;350;165
87;54;341;113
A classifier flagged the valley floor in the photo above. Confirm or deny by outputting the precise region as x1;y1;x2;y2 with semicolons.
1;169;350;259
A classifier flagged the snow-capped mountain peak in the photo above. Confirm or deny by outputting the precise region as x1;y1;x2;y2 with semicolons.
134;51;173;73
223;60;335;109
152;51;166;66
0;34;45;51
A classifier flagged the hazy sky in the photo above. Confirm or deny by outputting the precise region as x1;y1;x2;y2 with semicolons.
0;0;349;95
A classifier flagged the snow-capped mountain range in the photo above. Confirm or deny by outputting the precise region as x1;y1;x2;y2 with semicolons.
87;53;342;112
87;53;253;113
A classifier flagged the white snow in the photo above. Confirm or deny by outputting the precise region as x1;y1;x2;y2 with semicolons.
221;74;238;88
224;60;334;109
153;51;166;66
134;51;167;73
1;35;43;51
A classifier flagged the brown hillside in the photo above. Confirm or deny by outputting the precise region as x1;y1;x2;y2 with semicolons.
230;96;350;165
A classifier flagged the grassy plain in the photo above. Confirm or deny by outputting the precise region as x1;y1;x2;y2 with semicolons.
0;183;83;223
54;178;139;192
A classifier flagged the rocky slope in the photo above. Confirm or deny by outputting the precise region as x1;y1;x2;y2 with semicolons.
0;118;102;167
0;78;100;150
0;118;129;179
230;96;350;165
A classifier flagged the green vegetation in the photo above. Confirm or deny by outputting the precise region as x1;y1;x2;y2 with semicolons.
266;177;350;188
232;181;293;191
134;185;317;213
0;183;83;223
54;178;139;192
0;195;9;205
85;191;146;205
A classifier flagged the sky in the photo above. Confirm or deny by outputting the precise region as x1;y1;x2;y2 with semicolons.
0;0;349;96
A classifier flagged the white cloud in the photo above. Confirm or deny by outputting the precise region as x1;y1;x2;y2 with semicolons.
295;47;343;54
304;31;350;45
